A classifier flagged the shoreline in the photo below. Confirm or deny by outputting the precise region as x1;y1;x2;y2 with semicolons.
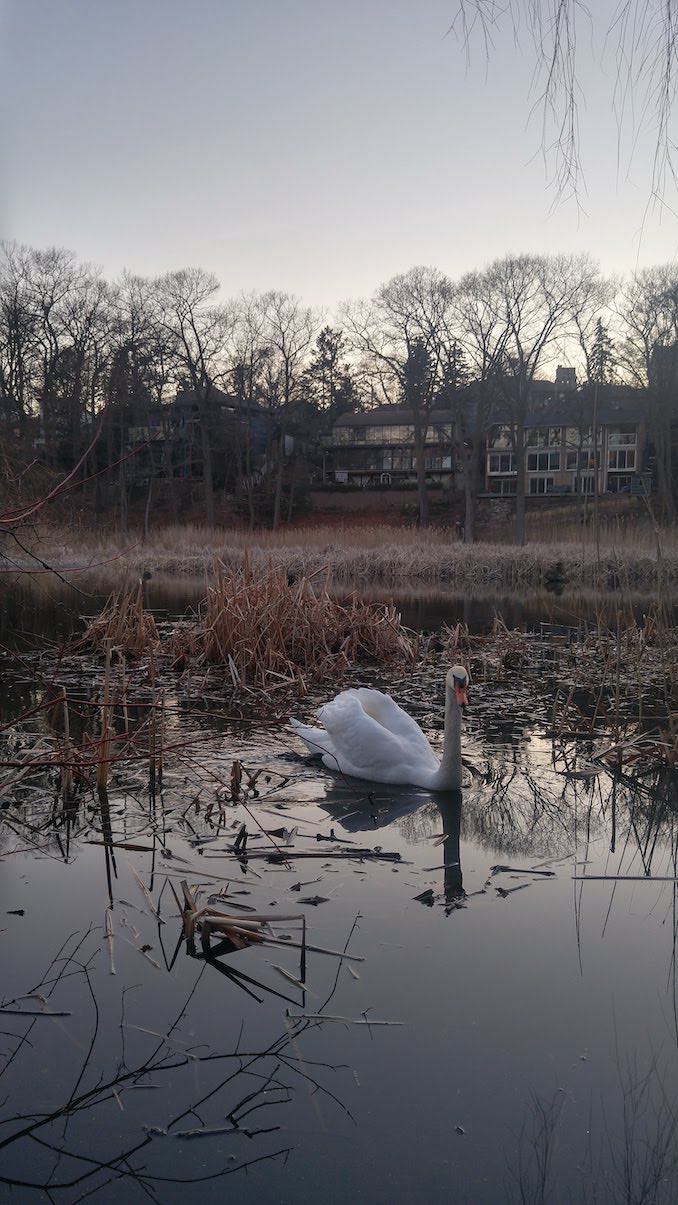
3;536;678;593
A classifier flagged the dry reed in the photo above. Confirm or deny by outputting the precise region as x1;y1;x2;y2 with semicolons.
167;559;414;689
19;520;678;591
80;581;159;656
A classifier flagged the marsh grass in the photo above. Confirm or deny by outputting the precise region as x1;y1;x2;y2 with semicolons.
16;519;678;591
166;559;414;689
76;560;415;690
80;580;159;656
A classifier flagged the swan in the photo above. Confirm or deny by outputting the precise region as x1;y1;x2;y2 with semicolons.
290;665;469;791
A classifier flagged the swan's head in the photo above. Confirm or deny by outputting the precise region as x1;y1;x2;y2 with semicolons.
446;665;469;708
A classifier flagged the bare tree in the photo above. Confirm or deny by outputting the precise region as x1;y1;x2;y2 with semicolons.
155;268;232;529
106;274;174;531
227;293;273;528
462;253;603;544
258;291;317;529
0;242;38;428
345;266;455;526
617;265;678;521
451;273;513;541
450;2;678;209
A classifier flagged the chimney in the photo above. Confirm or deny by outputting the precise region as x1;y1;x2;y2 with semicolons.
555;366;576;393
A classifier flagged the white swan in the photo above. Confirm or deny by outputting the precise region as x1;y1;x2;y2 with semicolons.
290;665;469;791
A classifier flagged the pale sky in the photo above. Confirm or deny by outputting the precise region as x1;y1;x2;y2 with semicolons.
1;0;674;311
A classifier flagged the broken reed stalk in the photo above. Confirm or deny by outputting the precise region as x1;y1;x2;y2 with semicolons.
60;686;74;801
96;640;112;798
81;579;159;657
148;651;157;799
178;880;360;963
104;907;116;975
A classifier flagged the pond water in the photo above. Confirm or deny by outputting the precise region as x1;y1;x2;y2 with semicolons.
1;579;678;1203
1;573;674;649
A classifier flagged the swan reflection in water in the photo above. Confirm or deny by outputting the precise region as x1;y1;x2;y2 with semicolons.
320;782;466;909
436;789;465;905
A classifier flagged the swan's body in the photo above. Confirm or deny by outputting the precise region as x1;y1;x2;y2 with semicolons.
290;666;468;791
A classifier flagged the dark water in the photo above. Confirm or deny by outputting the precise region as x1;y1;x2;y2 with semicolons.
0;573;673;651
1;581;678;1203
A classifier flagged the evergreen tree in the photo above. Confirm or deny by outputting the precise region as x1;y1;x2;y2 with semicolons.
589;317;615;384
303;326;360;425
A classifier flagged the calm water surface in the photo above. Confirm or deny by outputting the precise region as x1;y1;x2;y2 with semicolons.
1;579;677;1203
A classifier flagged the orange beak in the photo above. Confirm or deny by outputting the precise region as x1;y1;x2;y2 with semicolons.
454;684;468;707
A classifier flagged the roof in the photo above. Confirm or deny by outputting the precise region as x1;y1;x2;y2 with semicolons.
334;405;456;428
174;386;266;415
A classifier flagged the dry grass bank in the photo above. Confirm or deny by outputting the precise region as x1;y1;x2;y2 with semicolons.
8;520;678;592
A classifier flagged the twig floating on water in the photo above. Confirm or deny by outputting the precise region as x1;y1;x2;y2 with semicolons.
572;875;678;882
285;1011;403;1026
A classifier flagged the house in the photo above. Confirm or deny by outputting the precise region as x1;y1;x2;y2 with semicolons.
484;376;651;497
125;386;268;485
322;405;460;488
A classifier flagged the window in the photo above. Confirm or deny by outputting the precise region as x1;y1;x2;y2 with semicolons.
425;423;453;442
528;451;560;472
572;473;595;494
488;452;517;474
607;473;634;493
565;426;601;447
390;450;413;471
487;426;513;449
607;425;637;447
352;427;366;442
608;448;635;470
488;478;517;495
567;450;597;471
526;427;561;449
425;454;452;470
529;476;554;495
526;428;547;448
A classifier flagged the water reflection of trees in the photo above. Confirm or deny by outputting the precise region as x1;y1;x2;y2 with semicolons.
0;922;356;1200
458;742;678;871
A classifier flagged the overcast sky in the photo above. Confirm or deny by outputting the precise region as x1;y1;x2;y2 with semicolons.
1;0;673;311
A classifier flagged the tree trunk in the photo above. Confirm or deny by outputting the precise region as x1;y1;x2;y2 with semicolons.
118;469;128;535
286;458;296;522
163;436;179;522
652;396;676;522
414;429;429;526
272;440;285;529
514;423;526;546
143;477;153;542
198;396;215;530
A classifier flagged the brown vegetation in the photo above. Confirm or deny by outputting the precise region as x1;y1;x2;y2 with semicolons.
80;581;159;656
10;519;678;592
78;561;414;690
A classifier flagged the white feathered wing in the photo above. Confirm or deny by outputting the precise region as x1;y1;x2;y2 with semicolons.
290;687;440;787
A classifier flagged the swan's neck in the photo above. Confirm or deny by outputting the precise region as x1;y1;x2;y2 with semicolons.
436;685;463;789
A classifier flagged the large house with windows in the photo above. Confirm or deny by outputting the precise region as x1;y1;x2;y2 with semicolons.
322;405;459;487
485;385;650;497
322;373;662;502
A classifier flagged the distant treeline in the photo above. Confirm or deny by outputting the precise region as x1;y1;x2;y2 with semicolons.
0;244;676;537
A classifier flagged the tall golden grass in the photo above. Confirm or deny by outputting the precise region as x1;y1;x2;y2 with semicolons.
82;563;414;689
80;581;159;655
13;519;678;591
169;560;414;688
